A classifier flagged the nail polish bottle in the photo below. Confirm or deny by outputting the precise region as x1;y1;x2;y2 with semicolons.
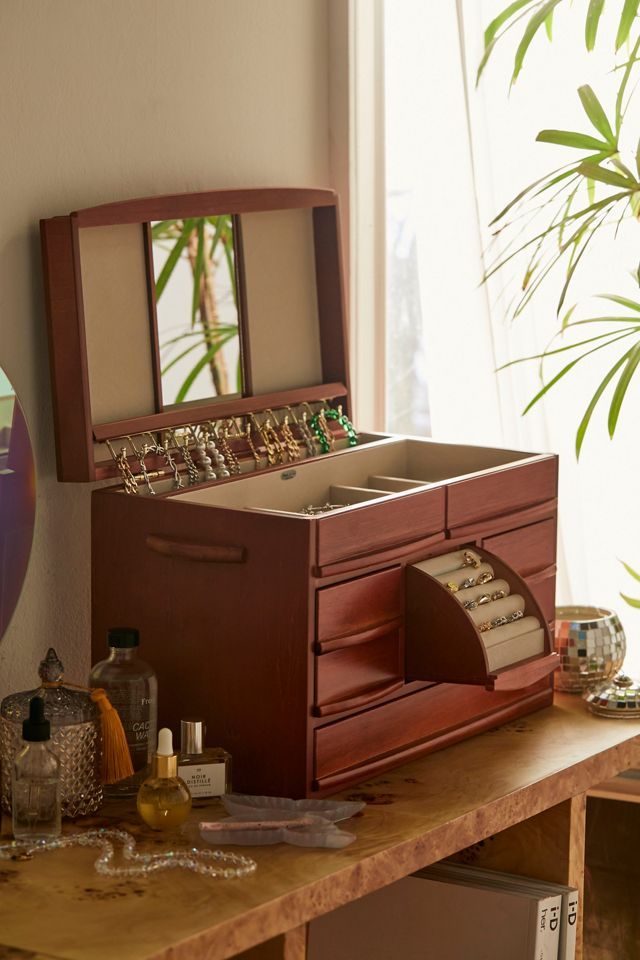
178;718;232;799
136;728;191;830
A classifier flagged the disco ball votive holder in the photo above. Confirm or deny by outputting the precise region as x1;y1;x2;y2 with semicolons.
554;605;626;693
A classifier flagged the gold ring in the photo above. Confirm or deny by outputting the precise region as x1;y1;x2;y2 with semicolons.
462;550;481;570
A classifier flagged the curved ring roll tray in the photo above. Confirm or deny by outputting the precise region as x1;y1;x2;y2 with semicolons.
40;187;559;798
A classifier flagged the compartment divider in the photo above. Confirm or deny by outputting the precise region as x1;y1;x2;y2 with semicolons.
368;475;432;492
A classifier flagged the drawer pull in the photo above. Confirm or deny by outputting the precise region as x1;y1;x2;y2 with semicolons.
315;617;403;655
313;679;404;717
526;563;556;584
146;535;246;564
490;652;559;691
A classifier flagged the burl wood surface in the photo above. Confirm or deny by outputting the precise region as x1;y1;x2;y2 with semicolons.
1;695;639;960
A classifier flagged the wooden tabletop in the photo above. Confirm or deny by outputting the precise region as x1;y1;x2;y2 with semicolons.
1;693;639;960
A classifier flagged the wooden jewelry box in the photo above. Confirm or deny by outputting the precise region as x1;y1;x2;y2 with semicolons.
40;187;559;799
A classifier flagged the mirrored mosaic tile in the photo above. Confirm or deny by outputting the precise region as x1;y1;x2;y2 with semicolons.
554;606;626;692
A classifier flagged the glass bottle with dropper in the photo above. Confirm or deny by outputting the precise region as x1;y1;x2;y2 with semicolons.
137;728;191;831
12;696;61;841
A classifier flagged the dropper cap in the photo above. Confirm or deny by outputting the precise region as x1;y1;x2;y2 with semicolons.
22;696;51;742
154;727;178;778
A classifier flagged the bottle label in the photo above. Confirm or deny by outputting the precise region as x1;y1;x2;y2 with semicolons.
178;762;227;798
99;685;156;771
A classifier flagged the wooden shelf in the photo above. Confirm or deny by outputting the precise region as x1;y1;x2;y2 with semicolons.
1;694;639;960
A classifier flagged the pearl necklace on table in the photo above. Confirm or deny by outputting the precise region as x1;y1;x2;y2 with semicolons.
0;828;257;879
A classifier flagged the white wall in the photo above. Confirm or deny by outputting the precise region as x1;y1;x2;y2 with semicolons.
0;0;331;697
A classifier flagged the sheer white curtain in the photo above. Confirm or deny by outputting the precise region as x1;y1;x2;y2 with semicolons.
383;0;640;672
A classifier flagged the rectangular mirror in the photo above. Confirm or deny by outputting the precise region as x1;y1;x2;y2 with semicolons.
151;215;243;407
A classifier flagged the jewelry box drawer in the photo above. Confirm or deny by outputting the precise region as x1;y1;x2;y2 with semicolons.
314;624;403;717
313;681;548;785
526;567;557;625
481;518;557;578
316;486;445;569
447;457;557;532
317;566;403;640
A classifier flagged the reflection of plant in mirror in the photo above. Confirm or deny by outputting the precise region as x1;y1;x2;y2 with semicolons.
153;216;240;403
479;0;640;456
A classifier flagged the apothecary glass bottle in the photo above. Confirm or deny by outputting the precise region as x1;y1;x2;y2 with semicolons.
12;696;61;841
90;627;157;795
1;648;102;817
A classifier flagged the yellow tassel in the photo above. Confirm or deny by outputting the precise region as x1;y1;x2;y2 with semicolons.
90;688;134;785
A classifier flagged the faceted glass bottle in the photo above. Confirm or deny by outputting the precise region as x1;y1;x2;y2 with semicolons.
90;627;157;796
12;696;61;841
1;648;102;817
178;719;232;799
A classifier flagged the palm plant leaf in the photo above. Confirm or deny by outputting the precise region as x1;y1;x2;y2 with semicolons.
586;0;606;50
155;219;196;301
577;85;616;143
520;328;638;413
174;331;238;404
620;559;640;582
575;348;632;455
607;341;640;434
597;293;640;310
620;592;640;607
190;219;205;328
536;129;613;150
512;0;564;84
616;0;640;50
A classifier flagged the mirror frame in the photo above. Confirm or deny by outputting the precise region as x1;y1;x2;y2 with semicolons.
0;379;36;640
41;187;350;482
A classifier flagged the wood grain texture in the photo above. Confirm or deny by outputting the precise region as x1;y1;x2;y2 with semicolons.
40;216;95;481
447;497;557;541
73;188;337;227
447;456;558;530
316;485;445;567
91;381;348;445
453;794;586;958
234;928;307;960
316;567;403;641
92;490;315;800
1;696;639;960
145;535;246;564
313;681;552;784
482;517;557;577
584;797;640;960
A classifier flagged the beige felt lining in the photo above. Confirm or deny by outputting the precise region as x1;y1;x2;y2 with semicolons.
241;209;322;394
178;438;409;512
368;475;432;492
467;594;525;628
79;224;156;424
414;549;482;578
455;579;511;606
156;439;537;511
485;626;545;672
434;563;494;590
481;615;541;650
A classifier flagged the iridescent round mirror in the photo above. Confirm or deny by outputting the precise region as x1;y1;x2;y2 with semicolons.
0;368;35;639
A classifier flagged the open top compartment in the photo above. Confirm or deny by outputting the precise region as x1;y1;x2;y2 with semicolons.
173;436;540;514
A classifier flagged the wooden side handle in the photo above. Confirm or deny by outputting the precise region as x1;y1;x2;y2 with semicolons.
313;679;404;718
146;534;246;564
489;652;559;691
315;617;403;655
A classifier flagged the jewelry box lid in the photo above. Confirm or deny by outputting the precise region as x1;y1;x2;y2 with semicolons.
40;187;350;483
